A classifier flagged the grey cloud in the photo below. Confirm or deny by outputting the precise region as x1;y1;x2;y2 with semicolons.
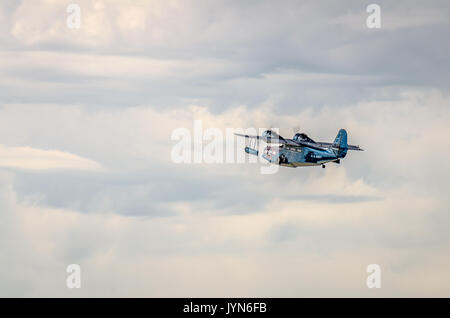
0;1;449;112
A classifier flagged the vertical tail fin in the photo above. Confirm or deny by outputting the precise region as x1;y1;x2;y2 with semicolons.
332;129;348;158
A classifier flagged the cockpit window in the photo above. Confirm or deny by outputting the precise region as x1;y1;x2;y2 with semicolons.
293;133;315;143
262;130;273;138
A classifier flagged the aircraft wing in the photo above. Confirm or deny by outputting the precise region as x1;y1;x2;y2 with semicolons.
234;132;290;144
234;133;262;140
235;132;363;151
315;142;364;151
277;138;327;151
235;133;330;150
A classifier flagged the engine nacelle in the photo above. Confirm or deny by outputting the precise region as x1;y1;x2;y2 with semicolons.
245;147;259;156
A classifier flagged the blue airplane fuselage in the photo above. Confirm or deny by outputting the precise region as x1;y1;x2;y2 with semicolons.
238;128;360;168
261;144;345;167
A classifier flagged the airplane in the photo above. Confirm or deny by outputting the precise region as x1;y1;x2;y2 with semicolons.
235;128;363;168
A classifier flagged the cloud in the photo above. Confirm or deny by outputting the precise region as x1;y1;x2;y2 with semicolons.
0;144;103;172
1;0;449;111
1;166;450;297
2;88;449;215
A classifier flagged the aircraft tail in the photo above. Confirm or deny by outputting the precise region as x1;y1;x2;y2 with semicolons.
332;129;348;158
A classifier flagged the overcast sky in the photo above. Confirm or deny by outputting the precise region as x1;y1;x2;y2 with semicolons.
1;0;450;297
